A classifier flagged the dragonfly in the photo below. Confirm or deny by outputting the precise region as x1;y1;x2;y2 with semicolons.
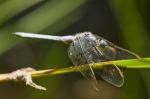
14;32;140;88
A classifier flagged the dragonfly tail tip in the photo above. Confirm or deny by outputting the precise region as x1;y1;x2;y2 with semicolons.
13;32;27;37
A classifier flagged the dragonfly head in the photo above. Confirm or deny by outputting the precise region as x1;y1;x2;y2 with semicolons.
75;32;97;41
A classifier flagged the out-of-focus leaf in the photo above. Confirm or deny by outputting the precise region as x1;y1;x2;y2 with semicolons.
15;0;87;32
0;0;42;25
0;29;21;54
109;0;150;99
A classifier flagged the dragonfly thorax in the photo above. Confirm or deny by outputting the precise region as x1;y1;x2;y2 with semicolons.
68;32;105;66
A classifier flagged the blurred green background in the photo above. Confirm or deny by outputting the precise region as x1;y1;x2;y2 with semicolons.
0;0;150;99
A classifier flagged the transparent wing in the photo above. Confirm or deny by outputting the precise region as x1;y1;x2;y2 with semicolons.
95;64;124;87
68;36;99;90
95;36;140;87
95;35;140;60
68;32;140;87
68;42;95;79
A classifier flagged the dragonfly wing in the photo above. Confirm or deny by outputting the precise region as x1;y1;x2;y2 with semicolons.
68;34;101;90
96;38;140;60
95;64;124;87
68;37;96;80
112;45;140;59
94;45;125;87
68;32;140;87
94;35;140;87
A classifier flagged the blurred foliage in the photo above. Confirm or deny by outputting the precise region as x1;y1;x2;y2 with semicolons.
0;0;149;99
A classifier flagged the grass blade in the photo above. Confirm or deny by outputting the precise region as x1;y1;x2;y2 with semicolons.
31;58;150;77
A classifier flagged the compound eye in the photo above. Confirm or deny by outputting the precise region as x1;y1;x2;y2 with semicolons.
84;32;91;37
